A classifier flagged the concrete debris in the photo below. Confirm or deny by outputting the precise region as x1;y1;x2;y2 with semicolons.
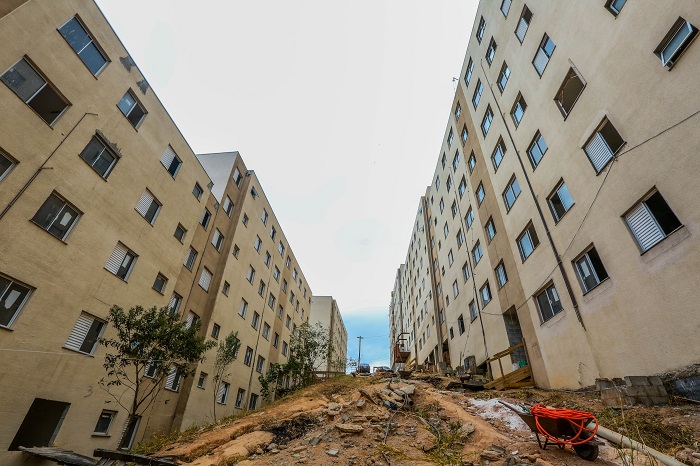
326;449;340;456
459;422;476;438
308;434;323;446
356;398;365;408
290;445;308;453
676;448;700;466
597;376;669;407
481;450;505;461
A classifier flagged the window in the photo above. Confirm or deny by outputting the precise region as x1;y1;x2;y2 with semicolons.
574;247;609;293
465;207;474;229
472;79;483;108
457;229;464;248
234;388;245;408
447;129;454;147
491;138;506;171
212;229;224;251
515;6;532;43
461;126;468;144
501;0;512;17
105;242;137;280
93;410;117;435
214;382;229;405
462;260;470;282
1;58;69;125
605;0;627;15
624;190;682;252
481;106;493;136
285;315;291;328
168;293;182;317
270;226;277;240
256;355;265;373
194;371;208;389
495;262;508;288
486;38;497;65
282;341;288;356
457;315;465;335
480;281;492;307
222;196;234;217
527;131;548;168
548;181;574;222
655;18;698;68
239;299;248;318
278;242;285;256
472;241;483;265
164;366;182;392
273;332;280;348
264;251;272;267
458;177;467;198
134;189;161;225
242;214;249;226
468;152;476;172
452;280;459;298
59;17;108;75
159;145;182;178
199;268;213;291
271;267;280;283
233;244;240;258
184;247;197;270
476;16;486;43
268;293;276;309
64;312;105;355
32;193;80;241
220;281;230;297
465;58;474;85
292;268;298;280
454;103;461;120
503;176;521;211
249;393;259;410
246;266;255;284
254;235;262;252
517;223;540;261
9;398;71;450
476;183;485;205
260;322;270;340
211;323;221;339
448;249;454;266
485;218;496;242
200;209;211;229
233;167;243;187
258;280;266;297
536;284;563;322
497;62;510;93
152;273;167;294
533;34;555;76
259;208;268;225
441;153;446;169
451;200;457;218
251;311;260;330
171;224;186;243
443;222;449;238
250;187;258;198
439;198;445;213
0;150;15;183
469;300;478;321
117;90;146;128
244;346;253;366
282;279;287;292
450;327;454;339
555;67;585;118
446;176;453;192
511;93;527;127
452;151;461;171
584;118;625;173
286;256;291;268
79;136;118;179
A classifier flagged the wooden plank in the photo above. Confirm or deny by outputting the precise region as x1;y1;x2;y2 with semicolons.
19;446;97;466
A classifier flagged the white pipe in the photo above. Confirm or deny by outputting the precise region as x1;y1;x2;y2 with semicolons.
588;422;686;466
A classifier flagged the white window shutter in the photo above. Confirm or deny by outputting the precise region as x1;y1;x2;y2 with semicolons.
136;190;154;217
501;0;511;15
212;229;221;247
160;146;176;168
533;48;548;74
217;383;227;403
584;132;614;172
516;18;528;41
625;203;664;251
105;243;128;274
65;312;93;351
165;366;178;390
185;311;197;329
199;268;212;291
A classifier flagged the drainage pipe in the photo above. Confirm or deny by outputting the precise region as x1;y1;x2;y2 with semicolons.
588;422;686;466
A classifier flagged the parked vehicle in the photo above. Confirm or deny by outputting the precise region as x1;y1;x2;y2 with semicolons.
357;363;370;374
374;366;391;373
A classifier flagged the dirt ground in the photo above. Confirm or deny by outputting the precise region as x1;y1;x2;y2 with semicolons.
145;374;700;466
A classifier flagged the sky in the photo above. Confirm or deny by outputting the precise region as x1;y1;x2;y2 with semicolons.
95;0;478;370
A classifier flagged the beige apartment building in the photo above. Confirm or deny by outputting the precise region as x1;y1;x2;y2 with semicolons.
391;0;700;389
0;1;313;463
310;296;348;373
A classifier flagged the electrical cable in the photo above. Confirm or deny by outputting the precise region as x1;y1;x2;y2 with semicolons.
529;403;598;446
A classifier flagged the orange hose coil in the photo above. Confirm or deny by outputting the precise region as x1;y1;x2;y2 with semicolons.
529;403;599;446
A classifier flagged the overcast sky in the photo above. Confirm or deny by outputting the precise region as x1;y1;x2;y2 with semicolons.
96;0;478;368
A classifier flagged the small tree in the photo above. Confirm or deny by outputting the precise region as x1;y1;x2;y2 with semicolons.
99;305;215;449
212;331;240;422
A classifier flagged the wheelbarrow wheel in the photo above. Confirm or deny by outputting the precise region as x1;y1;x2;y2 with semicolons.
573;443;599;461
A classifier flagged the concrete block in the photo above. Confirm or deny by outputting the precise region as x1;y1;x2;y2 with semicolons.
649;396;669;406
648;376;664;386
625;376;650;387
601;388;628;407
612;378;626;386
596;378;615;390
626;386;653;397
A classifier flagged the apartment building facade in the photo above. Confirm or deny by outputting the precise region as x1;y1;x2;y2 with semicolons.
0;1;313;462
391;0;700;389
310;296;348;373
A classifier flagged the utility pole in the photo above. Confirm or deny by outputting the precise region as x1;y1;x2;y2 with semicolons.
357;336;363;373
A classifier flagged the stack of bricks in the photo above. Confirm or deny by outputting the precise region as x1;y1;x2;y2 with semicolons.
596;376;669;407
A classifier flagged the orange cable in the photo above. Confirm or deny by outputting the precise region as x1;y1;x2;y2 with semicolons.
530;403;599;446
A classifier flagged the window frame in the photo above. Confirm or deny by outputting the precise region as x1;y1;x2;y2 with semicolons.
573;246;609;293
527;131;548;169
486;37;497;65
517;222;540;261
547;180;575;223
116;89;147;129
481;106;493;136
78;135;119;179
654;17;698;69
58;16;109;76
535;283;563;323
554;67;586;119
497;62;510;93
503;176;521;212
533;34;555;76
31;192;81;241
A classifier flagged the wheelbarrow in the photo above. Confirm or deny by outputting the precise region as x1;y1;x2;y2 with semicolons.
499;401;601;461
